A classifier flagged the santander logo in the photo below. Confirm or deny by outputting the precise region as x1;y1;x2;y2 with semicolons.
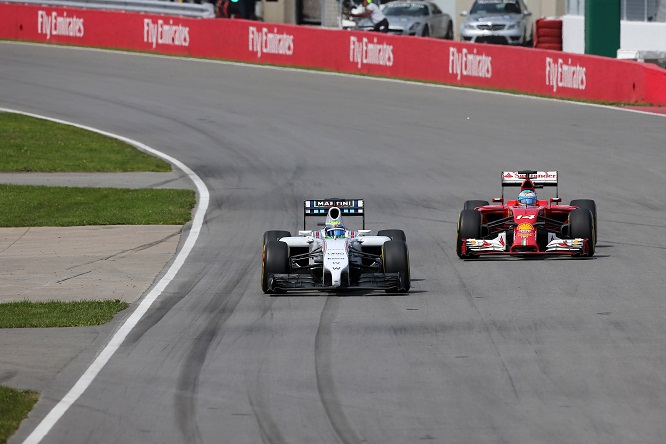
37;10;84;40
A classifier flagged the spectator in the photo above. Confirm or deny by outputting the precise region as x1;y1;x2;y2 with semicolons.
215;0;230;18
351;0;389;32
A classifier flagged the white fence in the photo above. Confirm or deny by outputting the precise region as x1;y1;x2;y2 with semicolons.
567;0;666;22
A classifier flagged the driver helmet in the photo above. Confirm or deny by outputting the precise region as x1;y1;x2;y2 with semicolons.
517;190;537;206
325;222;346;238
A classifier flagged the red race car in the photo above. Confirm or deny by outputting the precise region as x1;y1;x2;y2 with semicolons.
456;170;597;258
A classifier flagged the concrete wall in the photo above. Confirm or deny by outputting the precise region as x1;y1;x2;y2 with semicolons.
563;15;666;54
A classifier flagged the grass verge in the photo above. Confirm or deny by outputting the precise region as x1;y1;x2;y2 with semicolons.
0;113;171;172
0;300;130;328
0;386;38;444
0;184;195;227
0;112;195;438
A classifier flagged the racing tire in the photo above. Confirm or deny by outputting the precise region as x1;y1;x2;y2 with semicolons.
445;22;454;40
421;25;429;37
537;43;562;51
263;230;291;246
382;240;410;292
536;36;563;45
537;20;563;30
456;209;482;258
262;240;290;294
377;229;406;242
463;200;489;210
570;199;597;245
536;28;563;38
569;208;595;257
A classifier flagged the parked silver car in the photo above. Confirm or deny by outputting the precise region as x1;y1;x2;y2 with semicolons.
460;0;533;46
383;1;454;38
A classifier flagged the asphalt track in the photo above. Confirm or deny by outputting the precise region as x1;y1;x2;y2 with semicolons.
2;42;666;444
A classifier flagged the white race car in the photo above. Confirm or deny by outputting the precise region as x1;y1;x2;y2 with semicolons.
262;199;410;294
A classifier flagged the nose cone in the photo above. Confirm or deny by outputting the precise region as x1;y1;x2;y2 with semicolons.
323;238;349;287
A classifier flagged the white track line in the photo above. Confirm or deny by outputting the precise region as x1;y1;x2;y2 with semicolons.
0;108;210;444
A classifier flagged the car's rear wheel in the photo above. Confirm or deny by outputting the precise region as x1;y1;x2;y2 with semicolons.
262;240;290;293
382;240;410;292
422;25;429;37
569;208;595;257
463;200;489;210
457;209;482;258
377;229;406;242
570;199;597;245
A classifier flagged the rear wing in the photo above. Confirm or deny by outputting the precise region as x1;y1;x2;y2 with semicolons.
501;170;558;199
304;199;365;229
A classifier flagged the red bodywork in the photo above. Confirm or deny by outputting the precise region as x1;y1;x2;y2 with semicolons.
461;199;591;256
458;170;594;258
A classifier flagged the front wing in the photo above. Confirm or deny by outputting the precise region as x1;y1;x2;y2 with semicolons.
461;233;591;257
265;272;407;292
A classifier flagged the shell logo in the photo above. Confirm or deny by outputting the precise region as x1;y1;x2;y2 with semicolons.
517;223;534;238
517;223;533;231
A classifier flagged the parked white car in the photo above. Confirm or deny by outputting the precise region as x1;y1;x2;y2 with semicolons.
383;1;454;38
460;0;533;46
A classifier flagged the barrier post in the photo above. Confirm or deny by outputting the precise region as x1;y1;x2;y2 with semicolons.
585;0;620;58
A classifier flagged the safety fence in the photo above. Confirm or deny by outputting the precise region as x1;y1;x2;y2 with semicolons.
1;3;665;105
1;0;215;18
567;0;666;22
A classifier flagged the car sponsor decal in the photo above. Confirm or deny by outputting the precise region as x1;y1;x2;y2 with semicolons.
517;223;533;237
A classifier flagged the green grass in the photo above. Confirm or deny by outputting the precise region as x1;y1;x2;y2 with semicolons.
0;184;195;227
0;300;130;328
0;113;171;172
0;110;194;440
0;386;38;444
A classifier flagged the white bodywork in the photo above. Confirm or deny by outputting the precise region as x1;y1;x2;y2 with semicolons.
278;230;391;288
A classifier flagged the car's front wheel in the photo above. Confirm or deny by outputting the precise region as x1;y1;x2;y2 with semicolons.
262;240;290;293
457;209;482;258
377;229;406;242
569;208;595;257
463;200;489;210
570;199;597;245
382;240;410;292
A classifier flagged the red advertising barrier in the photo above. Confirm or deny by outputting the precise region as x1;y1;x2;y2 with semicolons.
1;4;665;106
